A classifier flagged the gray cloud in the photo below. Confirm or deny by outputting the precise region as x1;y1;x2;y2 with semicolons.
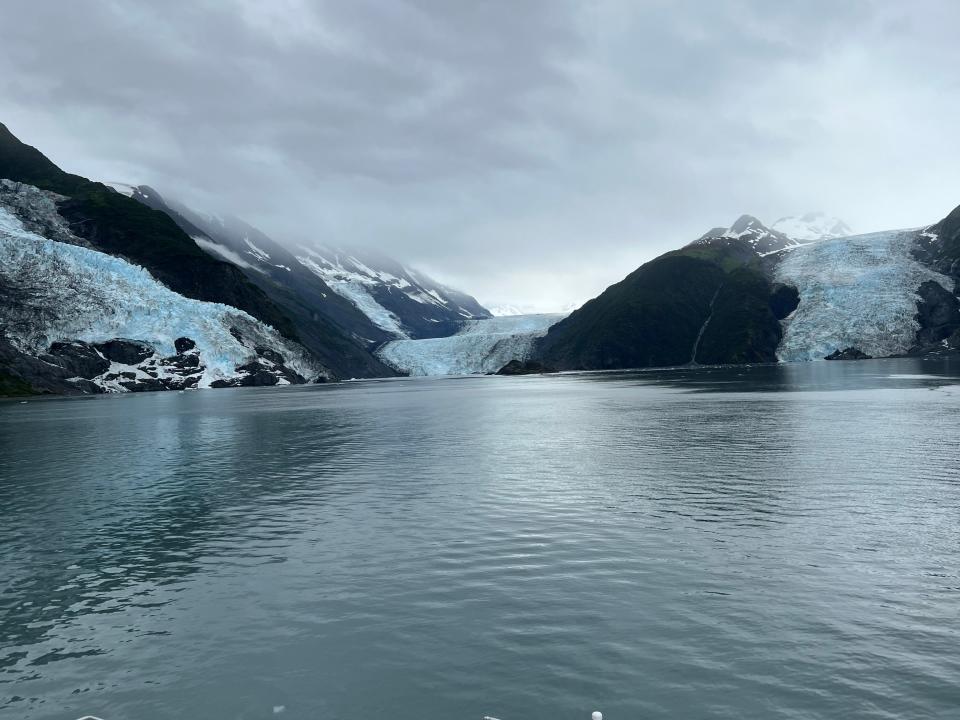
3;0;960;310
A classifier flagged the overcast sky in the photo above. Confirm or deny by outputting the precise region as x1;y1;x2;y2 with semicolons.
3;1;960;311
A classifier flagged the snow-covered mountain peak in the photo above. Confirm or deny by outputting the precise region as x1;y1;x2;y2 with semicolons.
693;212;854;256
694;214;797;254
729;214;765;235
771;213;852;242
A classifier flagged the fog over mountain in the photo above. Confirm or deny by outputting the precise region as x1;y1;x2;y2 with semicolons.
3;0;960;310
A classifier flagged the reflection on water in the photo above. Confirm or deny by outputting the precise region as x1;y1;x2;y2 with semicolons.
1;358;959;720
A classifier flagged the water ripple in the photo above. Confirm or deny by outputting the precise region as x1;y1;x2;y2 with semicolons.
1;358;959;719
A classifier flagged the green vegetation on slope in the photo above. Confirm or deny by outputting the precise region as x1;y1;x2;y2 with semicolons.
539;254;727;369
695;267;783;364
539;241;787;370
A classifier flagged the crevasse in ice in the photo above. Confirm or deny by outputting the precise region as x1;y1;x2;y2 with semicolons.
377;314;564;376
774;230;952;361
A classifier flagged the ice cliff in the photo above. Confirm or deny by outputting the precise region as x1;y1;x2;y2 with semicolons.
377;314;564;376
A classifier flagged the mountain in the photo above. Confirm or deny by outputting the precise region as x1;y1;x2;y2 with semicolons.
692;214;801;255
2;123;487;394
0;181;326;394
138;187;489;336
536;209;959;371
108;185;399;378
0;123;494;394
0;123;353;394
0;123;297;339
109;184;489;370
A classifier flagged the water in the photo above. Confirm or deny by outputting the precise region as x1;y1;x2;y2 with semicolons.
2;358;959;720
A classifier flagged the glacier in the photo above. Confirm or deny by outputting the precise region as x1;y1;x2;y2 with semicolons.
774;229;952;361
0;207;322;387
377;314;564;376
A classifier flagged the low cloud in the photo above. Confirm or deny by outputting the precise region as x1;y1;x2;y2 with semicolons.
3;0;959;309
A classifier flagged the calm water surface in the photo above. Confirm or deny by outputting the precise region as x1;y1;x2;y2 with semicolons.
2;359;959;720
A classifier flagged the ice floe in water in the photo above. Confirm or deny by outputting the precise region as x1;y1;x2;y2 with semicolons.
775;230;952;361
377;314;564;376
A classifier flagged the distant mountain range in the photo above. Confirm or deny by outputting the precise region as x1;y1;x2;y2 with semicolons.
3;119;959;394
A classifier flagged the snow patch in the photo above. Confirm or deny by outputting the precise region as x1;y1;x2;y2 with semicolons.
103;181;136;197
243;238;271;262
194;236;262;271
296;254;409;337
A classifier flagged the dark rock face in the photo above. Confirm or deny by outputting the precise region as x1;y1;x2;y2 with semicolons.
496;359;557;375
2;331;312;395
912;206;960;357
9;337;206;394
255;346;285;365
163;352;200;369
236;363;280;386
769;284;801;320
94;339;155;365
0;338;105;396
825;347;872;360
912;280;960;351
44;341;110;379
174;336;196;353
209;357;306;389
916;204;960;280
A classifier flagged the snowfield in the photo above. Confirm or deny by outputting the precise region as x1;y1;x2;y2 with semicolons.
775;230;952;361
377;314;564;376
771;213;852;242
296;252;409;337
0;208;321;387
294;247;487;338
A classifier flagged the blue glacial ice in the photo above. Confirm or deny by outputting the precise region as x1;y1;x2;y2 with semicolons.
774;229;952;361
0;208;320;386
377;314;564;376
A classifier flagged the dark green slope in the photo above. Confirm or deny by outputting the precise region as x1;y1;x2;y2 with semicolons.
694;267;784;365
922;201;960;276
0;122;296;340
538;243;787;370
